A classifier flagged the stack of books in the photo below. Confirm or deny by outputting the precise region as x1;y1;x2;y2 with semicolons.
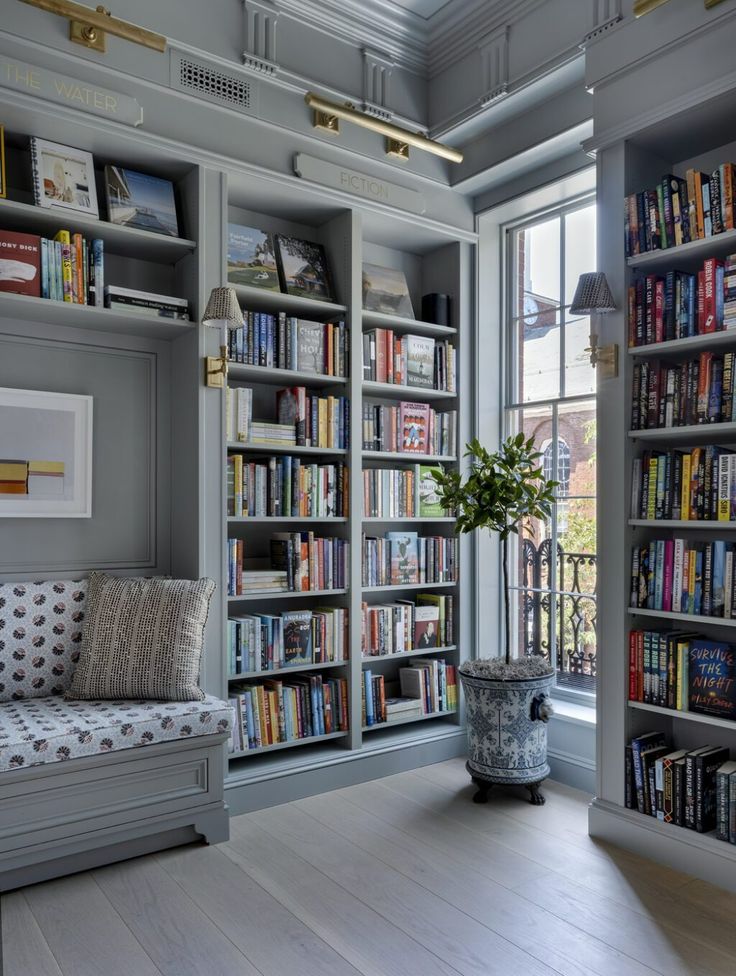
624;164;736;256
630;537;736;617
362;465;449;518
227;607;348;674
630;447;736;521
361;594;454;657
227;546;288;596
399;659;457;715
103;285;189;320
0;229;104;306
229;672;349;752
276;387;350;449
227;313;348;376
362;531;458;586
362;401;457;456
362;330;456;391
630;353;736;429
226;455;349;518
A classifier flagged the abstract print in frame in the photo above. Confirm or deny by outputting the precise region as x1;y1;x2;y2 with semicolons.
0;387;92;517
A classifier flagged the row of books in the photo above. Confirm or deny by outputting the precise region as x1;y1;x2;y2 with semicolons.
362;660;457;727
362;465;448;519
0;229;103;306
103;285;189;320
627;256;736;346
362;532;458;587
227;534;349;596
227;607;348;675
630;354;736;430
628;631;736;718
229;673;349;752
226;455;349;518
226;386;350;449
362;330;456;392
361;594;454;657
362;401;457;457
624;165;736;257
630;447;736;521
626;731;736;840
630;538;736;618
227;314;348;376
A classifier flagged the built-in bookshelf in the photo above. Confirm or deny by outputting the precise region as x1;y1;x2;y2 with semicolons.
219;174;471;783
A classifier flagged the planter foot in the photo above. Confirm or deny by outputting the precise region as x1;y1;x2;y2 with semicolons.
526;782;546;806
471;779;493;804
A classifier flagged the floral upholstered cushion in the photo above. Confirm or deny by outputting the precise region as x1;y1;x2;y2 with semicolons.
0;579;88;702
0;694;231;771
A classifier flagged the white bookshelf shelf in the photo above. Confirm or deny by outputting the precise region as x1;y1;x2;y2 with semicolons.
228;660;348;682
628;330;736;358
363;581;458;593
0;291;194;340
361;645;457;664
628;519;736;529
227;516;348;523
627;607;736;627
227;363;348;387
229;730;348;760
362;516;455;523
0;197;197;262
361;309;456;338
627;700;736;731
362;709;458;732
361;451;456;463
629;422;736;444
227;588;347;602
232;284;347;318
627;228;736;272
363;381;457;402
227;442;347;456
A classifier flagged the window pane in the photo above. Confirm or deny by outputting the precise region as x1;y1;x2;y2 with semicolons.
516;215;561;316
516;310;561;403
564;204;597;305
557;399;596;502
564;313;595;397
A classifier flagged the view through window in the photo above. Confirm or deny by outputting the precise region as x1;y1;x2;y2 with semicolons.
505;198;597;696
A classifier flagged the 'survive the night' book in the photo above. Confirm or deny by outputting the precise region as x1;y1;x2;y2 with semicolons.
688;638;736;719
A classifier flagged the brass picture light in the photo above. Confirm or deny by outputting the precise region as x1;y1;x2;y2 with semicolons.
18;0;166;53
635;0;726;15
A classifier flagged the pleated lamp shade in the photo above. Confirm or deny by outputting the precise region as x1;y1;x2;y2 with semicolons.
569;273;616;315
202;287;244;330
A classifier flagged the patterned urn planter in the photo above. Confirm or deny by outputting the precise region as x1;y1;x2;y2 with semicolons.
460;660;554;805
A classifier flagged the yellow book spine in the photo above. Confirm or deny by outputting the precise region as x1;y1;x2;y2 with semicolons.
681;453;691;520
53;230;73;303
233;453;243;517
719;454;732;521
318;398;327;448
647;458;657;521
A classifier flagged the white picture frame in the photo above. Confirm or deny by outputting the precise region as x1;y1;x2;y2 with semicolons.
30;137;99;218
0;388;93;518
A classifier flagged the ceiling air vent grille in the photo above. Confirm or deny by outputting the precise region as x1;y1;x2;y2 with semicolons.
179;58;252;110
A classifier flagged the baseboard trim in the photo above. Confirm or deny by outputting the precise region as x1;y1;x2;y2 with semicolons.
224;729;466;815
546;745;596;793
589;797;736;893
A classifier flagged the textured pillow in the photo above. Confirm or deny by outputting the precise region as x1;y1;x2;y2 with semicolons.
0;579;88;701
67;573;215;702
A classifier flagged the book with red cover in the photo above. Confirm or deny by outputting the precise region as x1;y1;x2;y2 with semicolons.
703;258;724;334
0;231;41;297
400;401;430;454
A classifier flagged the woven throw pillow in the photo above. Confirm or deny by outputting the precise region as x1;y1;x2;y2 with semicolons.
67;573;215;702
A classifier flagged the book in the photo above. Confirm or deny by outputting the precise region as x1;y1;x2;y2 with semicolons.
30;137;98;218
275;235;333;303
0;231;41;297
400;402;430;454
387;531;419;585
104;165;179;237
689;639;736;718
296;319;326;374
406;335;435;389
282;610;313;666
414;605;440;648
227;224;279;290
716;759;736;841
362;262;414;318
418;465;446;517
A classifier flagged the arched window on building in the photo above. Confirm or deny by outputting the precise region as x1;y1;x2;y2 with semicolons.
543;438;570;496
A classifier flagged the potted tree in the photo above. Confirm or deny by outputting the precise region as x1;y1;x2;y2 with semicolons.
432;434;558;805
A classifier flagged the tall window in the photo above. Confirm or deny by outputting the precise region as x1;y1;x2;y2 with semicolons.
505;198;597;697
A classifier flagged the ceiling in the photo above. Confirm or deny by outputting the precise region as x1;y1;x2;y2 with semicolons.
387;0;455;19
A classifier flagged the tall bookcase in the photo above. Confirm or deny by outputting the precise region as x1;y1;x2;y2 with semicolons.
592;103;736;890
218;168;472;795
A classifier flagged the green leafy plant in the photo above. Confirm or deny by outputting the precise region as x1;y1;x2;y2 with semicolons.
431;434;558;666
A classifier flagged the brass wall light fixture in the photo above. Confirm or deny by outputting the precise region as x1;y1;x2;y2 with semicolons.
18;0;166;53
635;0;727;15
304;92;464;164
202;287;243;389
570;272;618;380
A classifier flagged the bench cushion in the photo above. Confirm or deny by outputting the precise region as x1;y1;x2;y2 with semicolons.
0;695;231;771
0;580;88;702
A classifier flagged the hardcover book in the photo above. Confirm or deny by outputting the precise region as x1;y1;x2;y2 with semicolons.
226;224;279;291
362;262;414;318
418;465;446;517
387;531;419;584
400;402;430;454
406;335;435;389
296;320;326;373
275;235;333;302
104;166;179;237
0;231;41;297
414;605;440;648
282;610;313;666
689;639;736;718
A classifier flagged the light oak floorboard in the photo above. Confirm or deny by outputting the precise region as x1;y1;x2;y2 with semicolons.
297;789;661;976
155;842;362;976
224;817;461;976
246;800;567;976
93;856;260;976
19;874;162;976
1;891;64;976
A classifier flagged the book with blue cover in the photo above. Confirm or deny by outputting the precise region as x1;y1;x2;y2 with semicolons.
689;638;736;718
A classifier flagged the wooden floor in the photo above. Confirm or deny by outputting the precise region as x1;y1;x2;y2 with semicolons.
3;759;736;976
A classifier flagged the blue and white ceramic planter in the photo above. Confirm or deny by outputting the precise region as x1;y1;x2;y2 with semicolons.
460;669;554;804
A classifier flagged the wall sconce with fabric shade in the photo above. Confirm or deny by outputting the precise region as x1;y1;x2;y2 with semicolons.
570;272;618;380
202;287;243;389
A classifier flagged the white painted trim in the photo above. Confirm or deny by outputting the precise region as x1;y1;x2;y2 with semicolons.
549;699;596;729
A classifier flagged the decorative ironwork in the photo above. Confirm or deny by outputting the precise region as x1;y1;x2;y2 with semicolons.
521;539;597;692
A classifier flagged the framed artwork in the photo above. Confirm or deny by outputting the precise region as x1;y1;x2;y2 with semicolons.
104;165;180;237
362;262;414;318
274;234;334;302
227;224;280;291
30;137;99;218
0;125;5;199
0;388;93;518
